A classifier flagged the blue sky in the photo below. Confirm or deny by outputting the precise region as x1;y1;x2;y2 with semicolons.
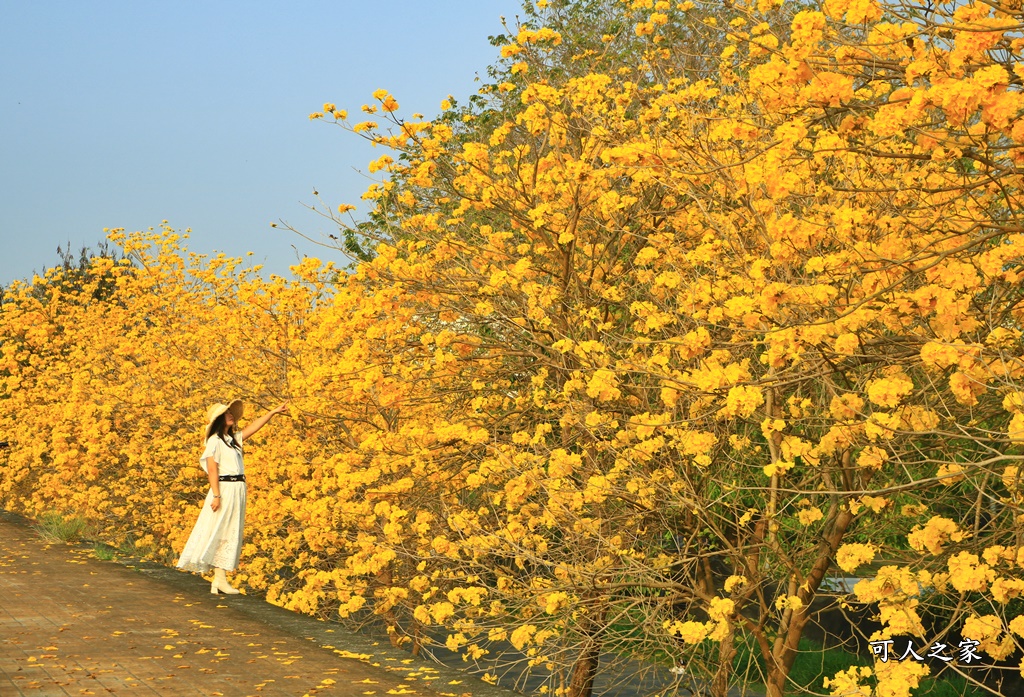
0;0;523;286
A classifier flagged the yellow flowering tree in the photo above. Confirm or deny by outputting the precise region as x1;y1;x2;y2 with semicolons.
304;0;1024;695
4;0;1024;696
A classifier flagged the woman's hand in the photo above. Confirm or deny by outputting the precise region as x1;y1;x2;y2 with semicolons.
206;457;221;512
240;402;289;440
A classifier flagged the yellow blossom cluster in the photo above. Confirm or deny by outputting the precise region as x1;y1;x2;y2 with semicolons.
5;0;1024;694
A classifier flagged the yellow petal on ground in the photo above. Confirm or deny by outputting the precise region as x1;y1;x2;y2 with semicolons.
335;650;373;660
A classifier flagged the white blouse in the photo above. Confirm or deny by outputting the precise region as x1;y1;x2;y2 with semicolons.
199;433;245;476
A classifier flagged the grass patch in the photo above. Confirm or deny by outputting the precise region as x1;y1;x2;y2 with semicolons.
35;511;87;543
733;636;987;696
92;543;116;561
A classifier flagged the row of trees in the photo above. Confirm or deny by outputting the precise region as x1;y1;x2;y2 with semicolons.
3;1;1024;695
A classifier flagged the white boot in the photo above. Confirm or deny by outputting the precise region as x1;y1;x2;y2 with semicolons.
211;567;240;595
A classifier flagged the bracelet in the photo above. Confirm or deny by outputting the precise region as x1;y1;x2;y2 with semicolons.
213;495;221;498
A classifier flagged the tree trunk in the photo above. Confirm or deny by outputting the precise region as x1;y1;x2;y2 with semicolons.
766;668;787;697
763;463;862;697
568;636;601;697
375;567;404;648
711;622;736;697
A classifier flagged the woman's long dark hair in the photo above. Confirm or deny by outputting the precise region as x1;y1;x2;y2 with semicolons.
208;413;242;452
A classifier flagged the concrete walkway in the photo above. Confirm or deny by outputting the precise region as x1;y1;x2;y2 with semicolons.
0;515;512;697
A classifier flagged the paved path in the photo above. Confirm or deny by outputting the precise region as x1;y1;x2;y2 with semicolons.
0;516;509;697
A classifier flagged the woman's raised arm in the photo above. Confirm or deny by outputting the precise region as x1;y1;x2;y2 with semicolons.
239;402;288;441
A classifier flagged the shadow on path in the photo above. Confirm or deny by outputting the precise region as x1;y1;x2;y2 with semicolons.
0;513;515;697
1;512;755;697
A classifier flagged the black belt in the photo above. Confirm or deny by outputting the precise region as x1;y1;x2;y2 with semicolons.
219;474;246;482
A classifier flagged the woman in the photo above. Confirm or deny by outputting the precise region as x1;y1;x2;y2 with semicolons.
176;399;288;594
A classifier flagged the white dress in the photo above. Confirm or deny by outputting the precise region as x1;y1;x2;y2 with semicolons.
176;432;246;573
